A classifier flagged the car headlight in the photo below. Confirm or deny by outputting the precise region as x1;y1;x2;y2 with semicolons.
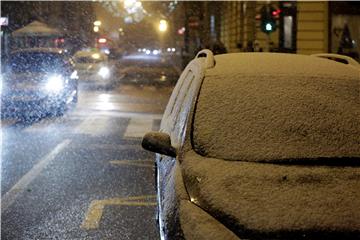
98;66;110;79
45;75;64;93
70;70;79;79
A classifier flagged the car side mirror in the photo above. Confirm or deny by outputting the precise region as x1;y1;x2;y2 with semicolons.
142;131;177;157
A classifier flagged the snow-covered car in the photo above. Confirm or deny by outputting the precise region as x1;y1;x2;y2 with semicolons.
73;50;114;89
142;50;360;239
1;48;78;120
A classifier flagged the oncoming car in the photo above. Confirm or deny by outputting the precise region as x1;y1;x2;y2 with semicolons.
1;48;78;120
73;50;114;89
142;50;360;239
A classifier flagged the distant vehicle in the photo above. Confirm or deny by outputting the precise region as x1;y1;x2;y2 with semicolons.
119;47;178;86
1;48;78;119
73;50;114;89
142;50;360;239
1;48;78;120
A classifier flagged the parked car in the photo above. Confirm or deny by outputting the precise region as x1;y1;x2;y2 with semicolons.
1;48;78;120
73;50;114;89
142;50;360;239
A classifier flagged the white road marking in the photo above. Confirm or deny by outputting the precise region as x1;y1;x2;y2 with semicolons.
110;160;153;167
75;117;110;136
68;144;142;151
1;139;71;212
124;118;154;138
71;110;162;120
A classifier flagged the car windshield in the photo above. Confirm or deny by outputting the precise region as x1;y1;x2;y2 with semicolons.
9;52;66;73
1;1;359;239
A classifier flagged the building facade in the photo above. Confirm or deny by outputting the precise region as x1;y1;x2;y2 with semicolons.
218;1;359;61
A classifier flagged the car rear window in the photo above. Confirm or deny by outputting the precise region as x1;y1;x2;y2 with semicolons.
10;52;66;73
192;54;360;162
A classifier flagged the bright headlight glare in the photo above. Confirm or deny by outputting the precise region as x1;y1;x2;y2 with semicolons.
45;75;64;92
98;66;110;78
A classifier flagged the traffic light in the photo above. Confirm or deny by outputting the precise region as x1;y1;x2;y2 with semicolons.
260;5;278;34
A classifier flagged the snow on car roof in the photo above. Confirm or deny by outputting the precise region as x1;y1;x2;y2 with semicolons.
193;53;360;161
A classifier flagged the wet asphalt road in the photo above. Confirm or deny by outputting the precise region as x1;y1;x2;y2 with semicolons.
1;80;174;239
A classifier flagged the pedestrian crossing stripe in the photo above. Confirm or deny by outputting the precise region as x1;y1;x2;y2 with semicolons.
124;117;157;139
110;160;153;167
75;117;111;136
19;115;161;138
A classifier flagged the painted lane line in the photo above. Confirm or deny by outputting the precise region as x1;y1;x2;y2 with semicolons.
124;118;154;138
110;160;154;168
1;139;71;212
81;195;157;230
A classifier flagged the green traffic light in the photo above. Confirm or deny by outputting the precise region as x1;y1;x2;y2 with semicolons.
260;5;277;34
265;23;273;31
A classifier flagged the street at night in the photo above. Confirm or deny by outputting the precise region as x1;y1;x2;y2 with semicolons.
1;78;175;239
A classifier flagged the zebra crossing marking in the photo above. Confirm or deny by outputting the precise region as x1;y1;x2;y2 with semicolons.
110;159;153;167
124;118;154;138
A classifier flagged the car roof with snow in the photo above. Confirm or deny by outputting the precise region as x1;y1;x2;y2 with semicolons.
193;53;360;161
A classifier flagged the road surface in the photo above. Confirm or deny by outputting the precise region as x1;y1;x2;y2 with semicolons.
1;78;175;239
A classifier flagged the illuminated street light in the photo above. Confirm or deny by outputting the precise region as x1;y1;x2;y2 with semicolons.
94;20;102;26
135;1;142;8
91;53;100;59
159;19;168;32
93;26;99;32
124;0;136;9
98;38;107;43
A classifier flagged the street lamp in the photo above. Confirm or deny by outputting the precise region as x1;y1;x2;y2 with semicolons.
94;20;102;26
93;20;101;33
159;19;168;32
124;0;137;9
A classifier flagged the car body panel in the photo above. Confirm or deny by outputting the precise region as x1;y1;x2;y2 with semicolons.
155;57;207;239
73;50;114;88
147;52;360;239
182;150;360;239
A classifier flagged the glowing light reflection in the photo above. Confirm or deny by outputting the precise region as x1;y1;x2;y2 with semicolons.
96;94;115;111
